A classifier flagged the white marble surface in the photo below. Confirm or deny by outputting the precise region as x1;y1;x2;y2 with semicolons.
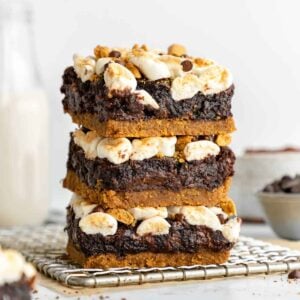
30;224;300;300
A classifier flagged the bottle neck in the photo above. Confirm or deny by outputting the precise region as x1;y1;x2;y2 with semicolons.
0;2;41;93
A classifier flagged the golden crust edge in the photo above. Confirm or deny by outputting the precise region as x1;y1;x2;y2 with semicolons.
66;111;236;138
63;170;235;214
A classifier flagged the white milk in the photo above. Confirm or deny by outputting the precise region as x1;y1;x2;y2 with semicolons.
0;90;49;226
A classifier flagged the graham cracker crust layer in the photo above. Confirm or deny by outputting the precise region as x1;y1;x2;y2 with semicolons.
63;170;234;210
67;240;230;268
66;111;236;138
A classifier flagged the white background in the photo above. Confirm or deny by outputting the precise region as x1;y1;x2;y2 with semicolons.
27;0;300;208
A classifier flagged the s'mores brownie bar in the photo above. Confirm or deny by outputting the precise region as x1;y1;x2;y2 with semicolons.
0;248;36;300
63;129;235;208
66;194;241;268
61;44;235;138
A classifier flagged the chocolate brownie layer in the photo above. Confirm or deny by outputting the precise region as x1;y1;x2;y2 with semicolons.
0;281;31;300
66;139;235;192
67;240;230;268
62;67;234;122
66;207;234;258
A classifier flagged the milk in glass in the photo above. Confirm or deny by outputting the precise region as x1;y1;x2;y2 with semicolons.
0;1;49;226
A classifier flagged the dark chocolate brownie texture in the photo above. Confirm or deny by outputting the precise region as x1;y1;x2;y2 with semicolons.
66;207;233;257
61;67;234;122
0;280;31;300
67;139;235;192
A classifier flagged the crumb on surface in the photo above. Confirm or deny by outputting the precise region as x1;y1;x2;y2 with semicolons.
288;270;300;280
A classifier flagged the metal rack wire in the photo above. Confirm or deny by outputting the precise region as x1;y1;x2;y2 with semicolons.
1;224;299;288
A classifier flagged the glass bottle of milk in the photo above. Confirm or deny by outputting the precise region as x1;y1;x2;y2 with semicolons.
0;1;49;226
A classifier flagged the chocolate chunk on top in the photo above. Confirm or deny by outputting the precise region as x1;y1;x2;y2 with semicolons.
181;60;193;72
109;50;121;58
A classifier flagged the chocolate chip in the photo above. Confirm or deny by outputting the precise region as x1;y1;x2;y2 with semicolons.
281;177;300;190
263;184;276;193
291;185;300;193
288;270;300;279
181;60;193;72
263;174;300;194
109;50;121;58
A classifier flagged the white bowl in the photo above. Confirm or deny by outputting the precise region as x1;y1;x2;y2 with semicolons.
230;152;300;220
257;192;300;240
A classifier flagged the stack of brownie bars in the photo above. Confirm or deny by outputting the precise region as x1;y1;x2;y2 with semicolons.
62;43;241;268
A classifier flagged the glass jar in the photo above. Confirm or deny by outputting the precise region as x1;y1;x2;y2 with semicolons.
0;0;49;226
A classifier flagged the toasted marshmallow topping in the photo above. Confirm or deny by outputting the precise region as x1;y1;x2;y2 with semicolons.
171;74;202;101
134;89;160;109
129;207;168;221
222;218;241;242
167;205;240;240
181;206;222;231
79;212;118;236
97;137;132;164
72;128;227;164
184;140;220;161
73;44;233;106
158;136;177;156
130;137;160;160
95;57;112;74
130;137;177;160
169;205;223;230
73;54;96;82
194;65;232;95
159;55;186;78
70;197;240;240
70;194;97;219
170;64;232;100
73;129;179;163
136;216;171;236
130;52;171;81
104;62;137;92
0;249;36;286
73;129;102;159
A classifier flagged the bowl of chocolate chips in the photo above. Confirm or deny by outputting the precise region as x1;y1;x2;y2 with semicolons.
257;174;300;240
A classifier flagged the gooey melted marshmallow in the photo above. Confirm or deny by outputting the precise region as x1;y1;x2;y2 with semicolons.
70;194;241;242
73;44;233;103
73;129;220;164
0;248;36;286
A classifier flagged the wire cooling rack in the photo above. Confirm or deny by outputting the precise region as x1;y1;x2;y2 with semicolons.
0;224;300;288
